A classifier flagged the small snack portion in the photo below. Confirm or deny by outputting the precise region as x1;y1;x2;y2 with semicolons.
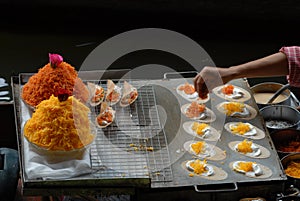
232;161;263;177
24;95;95;151
186;159;214;176
229;141;269;158
224;122;265;140
181;103;216;122
191;122;210;137
285;160;300;178
87;82;105;106
177;82;208;102
120;81;138;107
96;102;115;128
213;84;251;102
183;121;221;141
105;80;122;106
22;53;89;107
229;122;256;136
217;102;257;119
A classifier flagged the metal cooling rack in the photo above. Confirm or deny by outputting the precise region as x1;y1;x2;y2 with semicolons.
88;80;173;184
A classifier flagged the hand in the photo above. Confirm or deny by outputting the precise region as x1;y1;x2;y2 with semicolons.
193;66;235;99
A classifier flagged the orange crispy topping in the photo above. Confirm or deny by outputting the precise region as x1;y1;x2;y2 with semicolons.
223;102;244;116
238;161;255;172
230;122;251;135
222;84;234;95
192;122;209;136
190;159;207;174
186;102;206;118
237;139;253;154
179;82;196;95
191;141;205;155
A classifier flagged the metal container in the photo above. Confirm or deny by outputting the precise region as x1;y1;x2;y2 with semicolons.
281;153;300;189
260;105;300;132
251;82;291;109
271;129;300;158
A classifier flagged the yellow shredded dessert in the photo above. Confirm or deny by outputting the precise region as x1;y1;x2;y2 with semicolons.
230;122;251;135
223;102;244;116
24;95;95;151
238;161;255;172
190;159;207;174
237;139;253;153
285;160;300;178
191;141;205;155
192;122;209;136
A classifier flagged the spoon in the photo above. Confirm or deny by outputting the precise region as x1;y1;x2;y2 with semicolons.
266;83;290;104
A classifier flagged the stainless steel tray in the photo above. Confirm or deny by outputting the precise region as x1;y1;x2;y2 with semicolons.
12;70;286;196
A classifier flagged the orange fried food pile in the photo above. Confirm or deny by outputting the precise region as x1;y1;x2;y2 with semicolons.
22;61;89;107
179;82;196;95
285;160;300;178
222;84;234;95
186;102;206;118
190;159;207;174
24;95;95;151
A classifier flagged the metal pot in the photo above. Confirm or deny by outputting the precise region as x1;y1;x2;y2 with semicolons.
251;82;291;109
281;153;300;189
260;105;300;132
270;129;300;158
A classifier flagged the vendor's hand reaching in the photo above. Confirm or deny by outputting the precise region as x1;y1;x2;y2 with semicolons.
193;66;236;99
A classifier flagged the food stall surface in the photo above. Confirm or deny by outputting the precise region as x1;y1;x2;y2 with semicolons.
12;70;287;201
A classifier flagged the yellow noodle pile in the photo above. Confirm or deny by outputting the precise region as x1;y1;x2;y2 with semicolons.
24;95;94;151
285;160;300;178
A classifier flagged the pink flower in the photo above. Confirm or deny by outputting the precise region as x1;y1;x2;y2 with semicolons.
49;53;63;68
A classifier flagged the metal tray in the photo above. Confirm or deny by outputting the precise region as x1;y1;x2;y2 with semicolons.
12;70;287;196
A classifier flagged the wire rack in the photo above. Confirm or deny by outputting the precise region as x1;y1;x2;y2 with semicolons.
88;80;173;184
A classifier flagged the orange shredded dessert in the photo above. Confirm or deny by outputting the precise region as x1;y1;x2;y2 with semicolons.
192;122;209;136
285;160;300;178
237;139;253;154
230;122;251;135
179;82;196;95
22;61;89;107
186;102;206;118
238;161;255;172
191;141;206;155
24;95;95;151
223;102;244;116
190;159;207;174
221;84;234;95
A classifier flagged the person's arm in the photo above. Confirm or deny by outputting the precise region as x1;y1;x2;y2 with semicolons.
194;52;289;98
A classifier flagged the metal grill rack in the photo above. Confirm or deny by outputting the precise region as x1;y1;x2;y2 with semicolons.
88;80;173;184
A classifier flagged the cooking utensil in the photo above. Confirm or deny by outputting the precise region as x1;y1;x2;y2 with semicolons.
267;84;290;104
